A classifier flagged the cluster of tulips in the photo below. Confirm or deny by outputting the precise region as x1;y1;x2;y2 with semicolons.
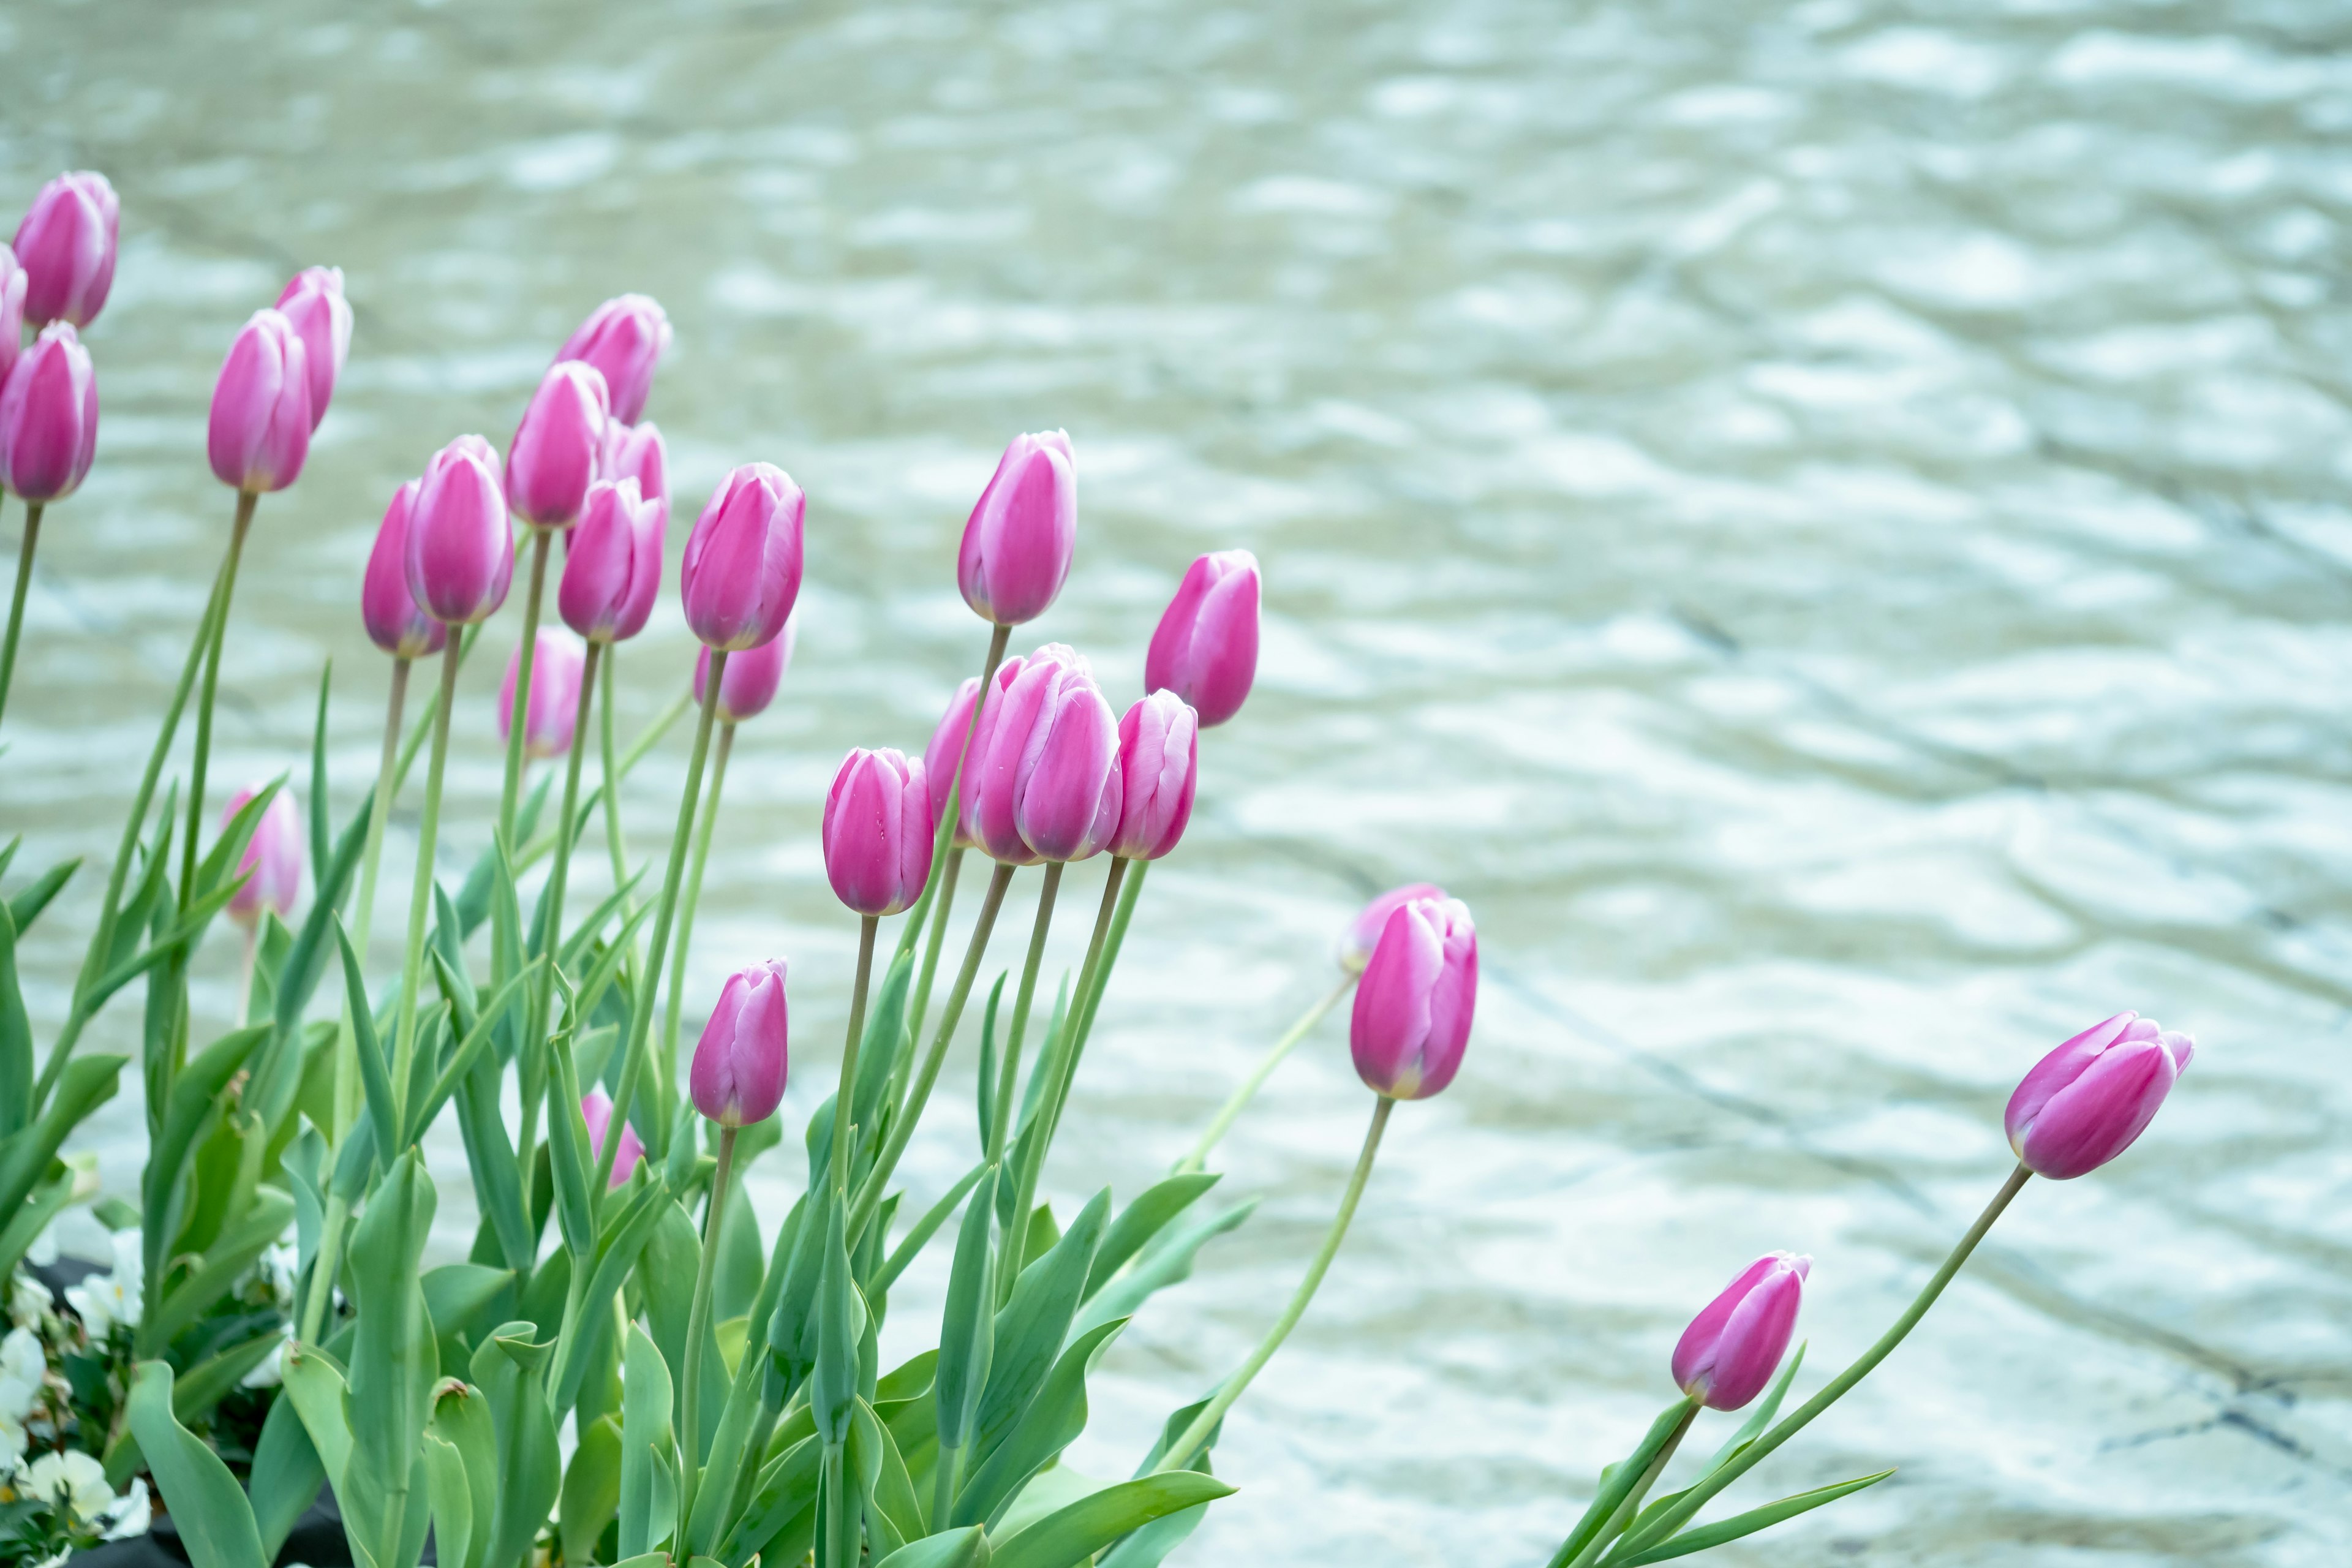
0;167;2198;1568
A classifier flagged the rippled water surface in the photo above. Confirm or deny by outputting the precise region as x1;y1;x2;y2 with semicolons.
6;1;2350;1562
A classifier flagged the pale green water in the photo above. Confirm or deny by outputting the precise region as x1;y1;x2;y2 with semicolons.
3;1;2347;1562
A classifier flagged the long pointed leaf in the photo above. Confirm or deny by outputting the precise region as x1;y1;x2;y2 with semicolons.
126;1361;269;1568
1616;1469;1895;1565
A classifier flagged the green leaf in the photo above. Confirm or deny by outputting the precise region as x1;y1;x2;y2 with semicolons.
472;1323;563;1568
551;1180;670;1419
409;959;538;1145
813;1190;862;1445
855;949;916;1139
875;1525;990;1568
543;1028;597;1258
0;901;30;1138
335;917;402;1161
125;1360;270;1568
977;971;1008;1154
169;1328;285;1422
1073;1196;1256;1340
454;1050;530;1272
282;1341;355;1491
1694;1342;1805;1485
560;1413;625;1566
716;1430;821;1568
0;1052;122;1218
148;1186;295;1351
935;1165;1000;1455
955;1317;1125;1530
1550;1398;1698;1568
421;1433;476;1568
1613;1469;1895;1564
0;1152;90;1282
619;1324;677;1560
427;1378;499;1568
990;1472;1234;1568
1084;1174;1221;1303
5;853;78;939
877;1161;991;1295
642;1197;727;1451
422;1263;513;1374
343;1149;439;1568
970;1189;1109;1464
250;1382;328;1559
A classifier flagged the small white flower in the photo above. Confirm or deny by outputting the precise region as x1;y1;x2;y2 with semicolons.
65;1232;142;1338
9;1274;51;1333
101;1476;151;1539
23;1449;113;1521
1;1409;27;1476
259;1240;299;1304
0;1327;44;1422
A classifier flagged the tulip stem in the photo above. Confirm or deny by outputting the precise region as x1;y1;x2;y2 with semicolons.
527;641;602;1173
662;720;736;1096
1175;975;1357;1174
990;862;1061;1167
832;914;881;1197
1038;856;1144;1156
497;527;552;857
596;650;727;1195
0;502;43;738
392;636;463;1121
334;655;410;1146
906;846;964;1053
178;491;258;920
1611;1163;2035;1561
676;1121;739;1546
595;647;653;1133
1155;1092;1394;1474
850;861;1015;1243
1568;1399;1700;1568
897;625;1012;971
391;624;480;794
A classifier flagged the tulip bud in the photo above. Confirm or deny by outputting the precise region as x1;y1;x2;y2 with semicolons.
506;360;609;529
824;748;935;917
559;478;666;643
580;1087;646;1189
0;246;28;390
1672;1252;1811;1411
361;480;447;660
274;266;352;431
1335;883;1449;974
956;430;1075;626
207;309;311;494
1145;549;1261;727
601;419;668;505
680;462;804;650
222;784;303;930
0;323;98;503
498;627;588;760
2005;1011;2193;1180
557;294;672;425
967;645;1121;865
693;612;795;723
405;435;511;625
1109;691;1197;861
924;659;1025;850
692;957;790;1127
1351;896;1476;1099
12;172;118;329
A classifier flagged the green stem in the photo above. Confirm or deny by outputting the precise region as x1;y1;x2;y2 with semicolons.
834;914;879;1196
895;625;1012;970
662;720;736;1088
931;1440;963;1535
1175;974;1355;1174
0;502;43;737
527;640;602;1153
1154;1092;1394;1472
392;624;480;795
595;647;652;1133
821;1439;849;1568
497;527;552;856
906;846;964;1051
989;862;1061;1166
336;655;410;1146
391;636;464;1121
298;1200;345;1343
1034;857;1135;1158
676;1123;739;1545
1613;1164;2035;1560
179;491;259;917
1061;856;1147;1104
1570;1401;1698;1568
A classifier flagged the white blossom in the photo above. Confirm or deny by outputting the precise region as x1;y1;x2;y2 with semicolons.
64;1231;141;1338
22;1450;113;1521
9;1273;52;1333
102;1476;151;1539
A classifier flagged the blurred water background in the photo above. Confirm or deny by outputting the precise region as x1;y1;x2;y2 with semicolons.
4;1;2349;1562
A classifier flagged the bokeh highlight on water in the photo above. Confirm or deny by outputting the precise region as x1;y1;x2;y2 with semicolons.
3;1;2346;1561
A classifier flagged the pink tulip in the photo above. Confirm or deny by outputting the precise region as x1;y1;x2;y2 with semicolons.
12;172;118;329
498;627;588;760
680;462;804;650
506;360;609;529
274;267;352;430
559;478;666;643
361;480;447;660
557;294;671;425
965;644;1121;865
221;783;303;930
207;309;311;494
693;613;795;723
1145;549;1260;728
580;1087;646;1189
0;247;27;390
824;748;935;917
692;957;790;1127
957;429;1075;626
0;323;98;503
924;658;1025;850
2005;1011;2193;1180
1335;883;1448;974
1350;896;1476;1099
1108;690;1197;861
601;419;667;505
405;435;511;625
1672;1253;1811;1412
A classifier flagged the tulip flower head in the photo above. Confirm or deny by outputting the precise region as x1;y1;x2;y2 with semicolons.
1673;1252;1811;1412
557;293;672;425
1351;895;1477;1099
1336;883;1449;974
924;657;1025;850
222;784;303;930
361;479;448;660
2005;1011;2193;1180
580;1088;646;1189
824;748;935;918
957;429;1076;627
693;612;796;723
601;418;668;505
405;435;512;625
274;267;352;431
1108;690;1198;861
506;359;609;529
680;462;805;650
559;478;666;643
12;172;118;329
692;958;790;1128
499;628;589;760
966;644;1122;865
0;323;98;503
0;246;27;389
1145;549;1261;727
208;308;311;494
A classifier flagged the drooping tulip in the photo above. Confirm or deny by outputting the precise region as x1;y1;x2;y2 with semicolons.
580;1088;646;1189
1350;896;1477;1099
692;958;790;1127
12;172;118;330
693;612;795;723
824;748;935;917
956;429;1076;626
965;644;1120;865
601;418;667;505
2005;1012;2193;1180
273;267;352;430
1145;549;1261;727
222;784;303;930
0;246;26;390
360;480;447;660
924;658;1025;849
1335;883;1449;974
0;323;98;502
206;309;311;494
498;627;588;760
1671;1253;1811;1412
680;462;804;650
1109;690;1197;861
506;360;609;529
559;478;666;643
557;294;672;425
405;435;511;625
